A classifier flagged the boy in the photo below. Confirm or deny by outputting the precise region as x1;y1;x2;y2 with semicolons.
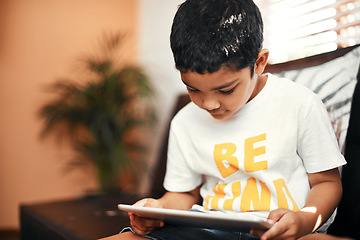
107;0;346;239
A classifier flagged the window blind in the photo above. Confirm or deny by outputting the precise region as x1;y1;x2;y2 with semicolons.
257;0;360;63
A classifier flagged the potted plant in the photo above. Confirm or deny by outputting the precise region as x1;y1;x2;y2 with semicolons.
39;33;156;192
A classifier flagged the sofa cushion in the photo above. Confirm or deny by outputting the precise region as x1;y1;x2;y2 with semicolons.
276;46;360;153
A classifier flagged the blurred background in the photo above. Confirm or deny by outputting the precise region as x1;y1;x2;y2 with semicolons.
1;0;359;233
0;0;185;231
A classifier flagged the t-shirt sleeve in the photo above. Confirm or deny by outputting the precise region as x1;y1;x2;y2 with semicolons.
297;94;346;173
163;120;203;192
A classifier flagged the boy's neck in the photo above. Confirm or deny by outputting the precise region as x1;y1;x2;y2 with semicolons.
248;73;268;102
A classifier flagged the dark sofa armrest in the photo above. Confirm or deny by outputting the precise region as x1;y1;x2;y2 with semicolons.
327;63;360;239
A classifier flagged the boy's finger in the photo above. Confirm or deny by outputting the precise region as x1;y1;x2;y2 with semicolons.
131;218;153;235
250;219;274;238
131;218;164;235
260;221;288;240
134;198;151;207
138;218;164;228
132;225;151;236
131;213;164;228
249;229;265;238
267;208;288;222
143;198;162;208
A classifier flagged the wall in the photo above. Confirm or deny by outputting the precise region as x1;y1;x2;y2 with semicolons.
0;0;138;228
137;1;186;194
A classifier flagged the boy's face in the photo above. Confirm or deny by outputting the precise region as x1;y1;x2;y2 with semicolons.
181;66;264;121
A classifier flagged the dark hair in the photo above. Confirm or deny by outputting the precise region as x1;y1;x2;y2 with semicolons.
170;0;263;74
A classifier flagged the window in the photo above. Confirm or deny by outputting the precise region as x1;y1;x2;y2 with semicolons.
257;0;360;63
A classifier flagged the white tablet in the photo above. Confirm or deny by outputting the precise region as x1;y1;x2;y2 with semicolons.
118;204;272;232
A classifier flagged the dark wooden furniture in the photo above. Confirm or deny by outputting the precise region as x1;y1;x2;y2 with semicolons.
20;193;138;240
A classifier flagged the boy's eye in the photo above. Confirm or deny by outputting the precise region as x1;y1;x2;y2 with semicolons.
219;87;235;94
187;87;199;93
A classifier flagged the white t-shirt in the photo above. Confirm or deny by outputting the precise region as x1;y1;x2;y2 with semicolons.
164;73;346;220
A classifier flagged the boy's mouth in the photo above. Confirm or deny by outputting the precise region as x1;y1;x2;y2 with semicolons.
207;109;224;117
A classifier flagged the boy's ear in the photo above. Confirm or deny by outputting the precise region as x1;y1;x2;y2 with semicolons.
254;49;269;75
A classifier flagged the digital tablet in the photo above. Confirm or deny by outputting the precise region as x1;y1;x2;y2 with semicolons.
118;204;272;232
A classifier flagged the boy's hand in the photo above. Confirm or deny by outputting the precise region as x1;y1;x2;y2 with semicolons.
129;198;165;236
128;188;201;236
250;208;309;240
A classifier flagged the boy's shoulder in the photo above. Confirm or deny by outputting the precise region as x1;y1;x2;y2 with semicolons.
268;73;318;99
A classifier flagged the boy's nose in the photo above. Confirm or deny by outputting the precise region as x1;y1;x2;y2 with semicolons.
202;97;220;111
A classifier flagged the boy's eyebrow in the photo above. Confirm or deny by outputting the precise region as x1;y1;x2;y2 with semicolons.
182;79;239;90
212;79;238;90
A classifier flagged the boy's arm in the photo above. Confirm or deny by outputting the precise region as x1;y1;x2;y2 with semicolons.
301;168;343;231
252;168;342;240
158;186;202;210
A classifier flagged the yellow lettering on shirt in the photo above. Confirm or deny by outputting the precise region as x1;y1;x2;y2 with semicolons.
210;183;226;209
244;133;267;172
223;181;241;210
214;143;239;178
204;179;297;211
240;178;270;211
273;178;299;211
207;135;298;212
204;195;211;210
204;181;241;210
